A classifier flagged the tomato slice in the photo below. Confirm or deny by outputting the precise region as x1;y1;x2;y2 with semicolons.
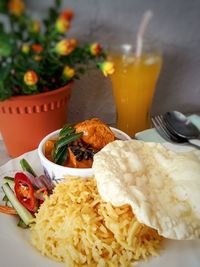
14;172;37;212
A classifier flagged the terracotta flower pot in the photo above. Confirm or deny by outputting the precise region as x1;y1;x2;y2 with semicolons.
0;83;72;158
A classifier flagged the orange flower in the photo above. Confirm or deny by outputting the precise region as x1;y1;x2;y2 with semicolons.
89;43;102;56
34;55;42;61
63;66;75;79
8;0;24;16
99;61;115;77
30;20;41;33
59;9;74;21
21;44;30;54
55;18;70;33
55;39;77;56
31;44;43;53
24;70;38;86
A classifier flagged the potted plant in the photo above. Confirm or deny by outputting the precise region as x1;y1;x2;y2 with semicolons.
0;0;114;157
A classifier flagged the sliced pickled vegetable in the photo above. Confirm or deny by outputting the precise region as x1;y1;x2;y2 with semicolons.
2;183;34;226
14;172;37;212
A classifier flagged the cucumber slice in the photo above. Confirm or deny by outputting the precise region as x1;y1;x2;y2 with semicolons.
2;195;13;207
17;218;29;229
3;177;14;191
3;176;14;181
2;194;9;202
2;183;34;226
7;201;13;208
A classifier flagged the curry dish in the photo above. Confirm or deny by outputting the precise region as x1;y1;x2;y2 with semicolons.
44;118;115;168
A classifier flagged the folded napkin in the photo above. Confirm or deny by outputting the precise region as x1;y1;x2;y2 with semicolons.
135;114;200;143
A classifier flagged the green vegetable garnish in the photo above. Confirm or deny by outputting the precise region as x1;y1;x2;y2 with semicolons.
52;124;82;165
20;159;37;177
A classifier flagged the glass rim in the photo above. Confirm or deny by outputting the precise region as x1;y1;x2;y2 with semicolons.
104;39;162;54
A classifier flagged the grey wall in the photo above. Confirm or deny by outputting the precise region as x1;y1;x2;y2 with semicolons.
27;0;200;125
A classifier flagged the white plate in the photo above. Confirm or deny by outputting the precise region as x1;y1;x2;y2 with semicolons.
0;147;200;267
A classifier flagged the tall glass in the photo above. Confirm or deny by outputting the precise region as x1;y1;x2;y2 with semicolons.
108;42;162;137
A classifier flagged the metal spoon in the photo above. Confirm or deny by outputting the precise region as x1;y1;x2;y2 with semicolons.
163;111;200;148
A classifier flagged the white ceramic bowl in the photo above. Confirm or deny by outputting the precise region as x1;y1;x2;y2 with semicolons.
38;127;131;181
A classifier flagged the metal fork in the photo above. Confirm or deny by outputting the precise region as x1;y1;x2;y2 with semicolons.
152;115;200;149
151;115;186;143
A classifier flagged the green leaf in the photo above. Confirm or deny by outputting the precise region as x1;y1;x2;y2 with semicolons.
0;33;16;57
21;85;39;95
55;0;62;8
0;23;4;32
0;64;12;81
0;0;7;13
59;124;75;137
0;81;13;100
55;133;82;153
51;123;83;165
54;145;68;165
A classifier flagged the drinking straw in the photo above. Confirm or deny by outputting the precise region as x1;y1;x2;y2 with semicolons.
135;10;153;57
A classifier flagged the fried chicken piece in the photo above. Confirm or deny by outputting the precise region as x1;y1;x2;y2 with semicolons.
74;118;115;150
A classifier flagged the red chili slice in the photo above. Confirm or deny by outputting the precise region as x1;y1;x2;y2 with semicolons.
14;172;37;212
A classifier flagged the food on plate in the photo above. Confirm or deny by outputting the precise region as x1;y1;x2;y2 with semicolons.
93;140;200;240
0;205;17;215
74;118;115;150
31;177;162;266
2;181;34;226
1;159;54;228
44;118;116;168
14;172;38;212
2;138;200;266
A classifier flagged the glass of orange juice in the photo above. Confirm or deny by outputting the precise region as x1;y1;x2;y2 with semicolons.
108;42;162;137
